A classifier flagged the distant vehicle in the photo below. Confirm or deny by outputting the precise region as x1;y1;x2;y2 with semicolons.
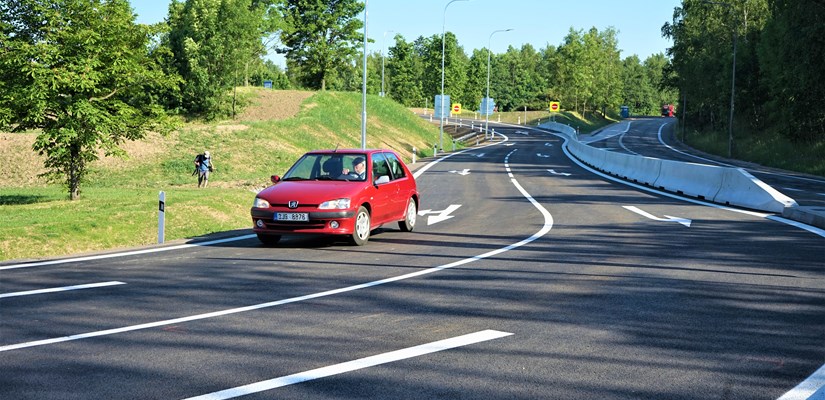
661;104;675;117
251;149;419;246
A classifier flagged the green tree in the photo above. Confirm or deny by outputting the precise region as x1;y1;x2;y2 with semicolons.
278;0;364;90
0;0;177;200
758;0;824;142
166;0;276;118
387;35;424;107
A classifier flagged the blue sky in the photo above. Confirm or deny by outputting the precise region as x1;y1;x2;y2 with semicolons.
132;0;681;67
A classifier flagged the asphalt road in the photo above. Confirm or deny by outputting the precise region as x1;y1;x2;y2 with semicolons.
1;124;823;399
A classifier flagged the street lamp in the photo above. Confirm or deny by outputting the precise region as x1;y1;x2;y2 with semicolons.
440;0;468;151
485;28;513;140
381;30;394;97
360;0;368;150
703;0;737;158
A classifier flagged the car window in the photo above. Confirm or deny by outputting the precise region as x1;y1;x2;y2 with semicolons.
384;153;406;180
371;153;390;182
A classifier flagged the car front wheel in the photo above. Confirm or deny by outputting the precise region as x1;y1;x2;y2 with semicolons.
398;198;416;232
350;206;371;246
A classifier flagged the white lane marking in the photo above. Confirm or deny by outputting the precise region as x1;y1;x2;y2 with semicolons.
623;206;692;227
0;281;126;299
183;330;513;400
0;235;258;271
418;204;461;225
547;169;571;177
777;363;825;400
1;141;553;353
781;187;804;192
448;169;471;175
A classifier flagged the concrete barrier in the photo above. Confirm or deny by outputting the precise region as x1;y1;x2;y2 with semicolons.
714;168;797;213
559;128;796;213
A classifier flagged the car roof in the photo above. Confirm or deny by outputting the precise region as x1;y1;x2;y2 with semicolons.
307;149;394;155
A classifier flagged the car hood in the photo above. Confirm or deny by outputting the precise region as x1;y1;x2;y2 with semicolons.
257;181;365;205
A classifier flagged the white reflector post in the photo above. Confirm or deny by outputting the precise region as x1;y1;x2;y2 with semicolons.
158;191;165;244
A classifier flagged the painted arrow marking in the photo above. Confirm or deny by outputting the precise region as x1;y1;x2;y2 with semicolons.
544;143;554;147
504;143;515;146
536;153;550;158
515;130;529;135
449;169;471;175
547;169;571;176
623;206;692;227
475;153;486;158
418;204;461;225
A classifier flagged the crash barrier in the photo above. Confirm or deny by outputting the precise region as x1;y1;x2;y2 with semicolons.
539;122;797;213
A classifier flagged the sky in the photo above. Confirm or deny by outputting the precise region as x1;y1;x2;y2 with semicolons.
132;0;682;67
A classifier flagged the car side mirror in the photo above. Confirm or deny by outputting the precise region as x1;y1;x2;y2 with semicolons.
374;175;390;186
271;175;281;183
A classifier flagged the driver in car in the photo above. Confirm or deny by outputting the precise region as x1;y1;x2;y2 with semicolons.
340;157;366;180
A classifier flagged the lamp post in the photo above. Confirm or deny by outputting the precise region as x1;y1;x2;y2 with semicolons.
703;0;737;158
485;28;513;139
360;0;368;150
381;30;394;97
440;0;468;151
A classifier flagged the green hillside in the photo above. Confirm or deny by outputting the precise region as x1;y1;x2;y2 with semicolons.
0;89;442;261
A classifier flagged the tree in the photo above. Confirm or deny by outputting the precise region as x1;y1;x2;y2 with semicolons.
388;35;424;107
278;0;364;90
166;0;277;118
0;0;177;200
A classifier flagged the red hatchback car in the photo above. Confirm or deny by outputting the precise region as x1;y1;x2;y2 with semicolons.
251;149;419;246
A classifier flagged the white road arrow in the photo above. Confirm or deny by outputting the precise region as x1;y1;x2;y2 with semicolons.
475;153;486;158
544;143;554;147
449;169;471;175
536;153;550;158
623;206;692;227
547;169;571;176
504;143;515;146
515;130;529;135
418;204;461;225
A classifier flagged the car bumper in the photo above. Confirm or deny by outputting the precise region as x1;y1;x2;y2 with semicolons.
251;209;357;235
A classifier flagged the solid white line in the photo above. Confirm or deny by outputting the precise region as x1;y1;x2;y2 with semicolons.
0;145;553;353
0;235;259;271
182;330;513;400
0;281;126;299
776;363;825;400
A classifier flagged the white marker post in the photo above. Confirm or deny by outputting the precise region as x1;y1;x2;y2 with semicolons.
412;146;417;164
158;191;166;244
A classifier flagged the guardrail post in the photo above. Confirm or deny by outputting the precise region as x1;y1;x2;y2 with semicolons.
158;191;165;244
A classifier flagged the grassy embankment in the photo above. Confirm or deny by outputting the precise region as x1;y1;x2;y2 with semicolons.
0;89;444;261
681;128;825;176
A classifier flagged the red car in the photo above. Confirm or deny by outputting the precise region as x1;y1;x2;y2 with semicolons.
251;149;420;246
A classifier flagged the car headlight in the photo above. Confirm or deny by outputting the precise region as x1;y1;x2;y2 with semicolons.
319;198;351;210
253;197;270;208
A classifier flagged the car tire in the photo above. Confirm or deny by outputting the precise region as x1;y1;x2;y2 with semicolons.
398;198;416;232
350;206;371;246
257;233;281;246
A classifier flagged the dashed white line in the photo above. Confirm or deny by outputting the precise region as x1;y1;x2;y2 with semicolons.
183;330;513;400
0;281;126;299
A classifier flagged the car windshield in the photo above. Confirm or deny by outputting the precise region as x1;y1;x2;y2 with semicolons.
283;153;368;181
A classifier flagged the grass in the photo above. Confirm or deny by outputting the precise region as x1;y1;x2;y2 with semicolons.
683;128;825;177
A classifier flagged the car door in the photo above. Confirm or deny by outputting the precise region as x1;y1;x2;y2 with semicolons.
369;153;396;224
383;152;411;220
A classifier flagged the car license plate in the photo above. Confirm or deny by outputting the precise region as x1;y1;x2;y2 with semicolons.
275;212;309;222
